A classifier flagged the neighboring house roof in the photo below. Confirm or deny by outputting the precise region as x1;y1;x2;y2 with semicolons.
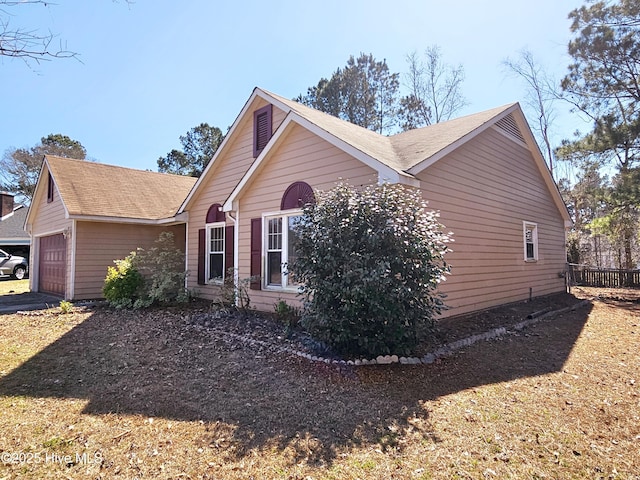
0;205;29;246
28;156;197;224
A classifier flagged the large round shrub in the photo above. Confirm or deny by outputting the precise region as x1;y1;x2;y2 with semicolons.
293;183;452;356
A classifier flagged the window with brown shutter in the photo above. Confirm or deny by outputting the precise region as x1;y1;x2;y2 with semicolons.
202;204;234;284
253;104;272;157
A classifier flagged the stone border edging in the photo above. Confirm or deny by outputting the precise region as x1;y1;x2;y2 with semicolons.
204;299;592;367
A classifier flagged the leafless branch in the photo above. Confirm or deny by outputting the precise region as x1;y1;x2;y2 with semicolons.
0;0;132;65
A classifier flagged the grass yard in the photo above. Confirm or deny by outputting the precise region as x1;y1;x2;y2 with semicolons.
0;278;29;296
0;287;638;479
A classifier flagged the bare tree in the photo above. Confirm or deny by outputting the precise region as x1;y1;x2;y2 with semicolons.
1;0;131;65
503;49;558;177
399;46;468;130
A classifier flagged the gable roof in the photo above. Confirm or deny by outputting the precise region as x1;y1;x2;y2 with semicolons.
265;90;519;172
29;156;197;224
390;104;518;171
216;88;569;225
0;205;29;245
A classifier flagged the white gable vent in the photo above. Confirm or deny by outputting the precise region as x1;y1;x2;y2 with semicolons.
495;113;526;144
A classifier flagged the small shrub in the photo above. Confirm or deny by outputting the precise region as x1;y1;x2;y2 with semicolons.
59;300;73;314
103;256;144;308
102;231;188;309
274;299;300;331
216;268;256;316
133;231;188;306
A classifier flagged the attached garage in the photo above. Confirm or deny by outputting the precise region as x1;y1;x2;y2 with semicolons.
38;233;67;296
25;156;196;300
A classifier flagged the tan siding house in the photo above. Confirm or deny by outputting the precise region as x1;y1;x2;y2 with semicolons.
26;156;196;299
28;87;570;319
189;88;571;317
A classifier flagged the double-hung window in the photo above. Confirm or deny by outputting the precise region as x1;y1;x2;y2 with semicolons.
206;222;226;282
264;211;301;289
523;221;538;262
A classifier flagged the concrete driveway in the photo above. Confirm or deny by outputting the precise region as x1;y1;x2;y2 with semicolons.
0;291;62;314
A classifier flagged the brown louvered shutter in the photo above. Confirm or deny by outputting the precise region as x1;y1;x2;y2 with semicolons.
197;228;206;285
253;104;272;157
250;218;262;290
206;203;225;223
225;225;234;277
281;181;316;210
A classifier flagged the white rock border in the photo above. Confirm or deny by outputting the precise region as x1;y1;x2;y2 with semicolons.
204;300;591;367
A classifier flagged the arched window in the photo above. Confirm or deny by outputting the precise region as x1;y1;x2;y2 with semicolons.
280;181;315;210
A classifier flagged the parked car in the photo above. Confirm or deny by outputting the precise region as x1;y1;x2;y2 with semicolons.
0;249;28;280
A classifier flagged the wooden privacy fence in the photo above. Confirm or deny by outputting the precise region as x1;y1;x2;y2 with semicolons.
568;264;640;288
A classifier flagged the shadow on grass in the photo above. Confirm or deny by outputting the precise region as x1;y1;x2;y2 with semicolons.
0;301;593;465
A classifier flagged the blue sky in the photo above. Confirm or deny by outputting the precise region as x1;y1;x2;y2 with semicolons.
1;0;588;175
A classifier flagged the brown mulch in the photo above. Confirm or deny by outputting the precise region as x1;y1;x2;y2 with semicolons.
186;289;590;360
426;290;587;350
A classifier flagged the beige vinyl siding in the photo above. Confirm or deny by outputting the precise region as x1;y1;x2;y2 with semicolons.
31;181;71;235
418;127;566;317
73;222;185;300
185;100;289;300
237;124;378;311
29;179;73;295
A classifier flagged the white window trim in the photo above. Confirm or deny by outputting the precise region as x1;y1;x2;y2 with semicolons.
523;221;538;262
206;221;226;284
262;209;302;292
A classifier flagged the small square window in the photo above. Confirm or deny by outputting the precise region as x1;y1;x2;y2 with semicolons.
523;222;538;262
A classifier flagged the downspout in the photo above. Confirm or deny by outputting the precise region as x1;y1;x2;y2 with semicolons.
183;215;189;292
26;223;35;292
68;221;76;300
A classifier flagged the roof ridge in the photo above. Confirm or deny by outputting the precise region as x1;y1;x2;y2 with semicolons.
44;155;197;182
258;89;519;173
262;89;390;138
390;102;518;139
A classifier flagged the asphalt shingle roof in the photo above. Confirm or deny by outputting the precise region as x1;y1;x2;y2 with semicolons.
45;155;197;221
265;89;515;173
0;205;29;241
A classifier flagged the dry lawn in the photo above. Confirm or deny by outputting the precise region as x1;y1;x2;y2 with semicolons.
0;279;29;296
0;287;638;479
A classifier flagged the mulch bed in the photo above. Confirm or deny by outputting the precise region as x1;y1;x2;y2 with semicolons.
185;290;590;361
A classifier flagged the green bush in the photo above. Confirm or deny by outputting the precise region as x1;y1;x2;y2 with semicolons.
132;231;188;307
103;256;144;308
293;183;452;356
274;299;300;331
103;231;188;309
